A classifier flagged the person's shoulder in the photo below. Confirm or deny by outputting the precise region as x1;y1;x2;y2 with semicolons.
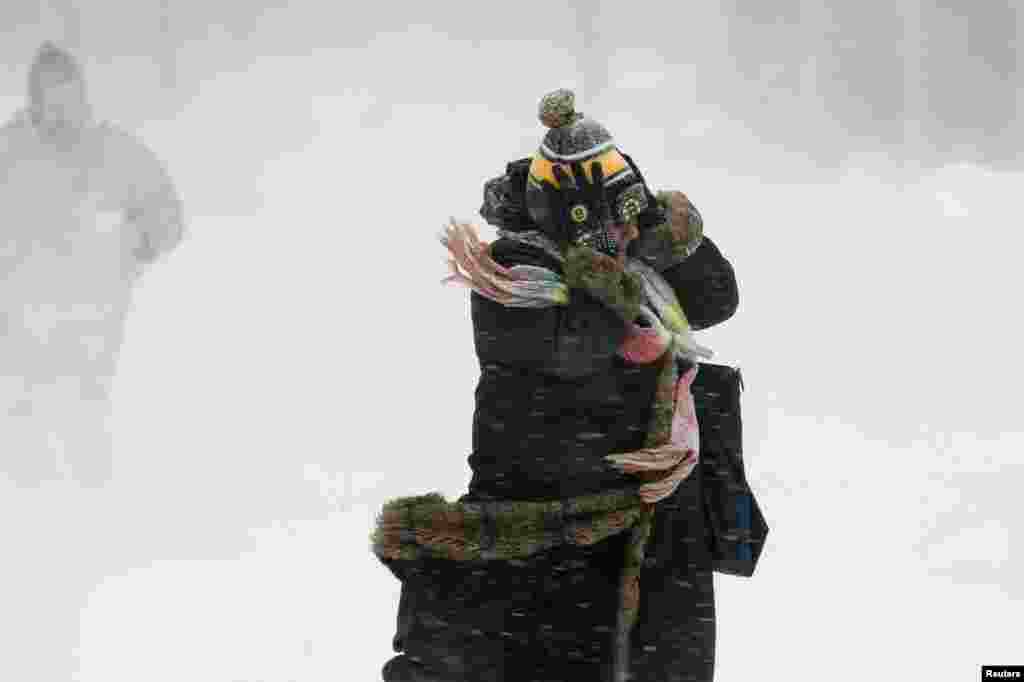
94;121;143;151
0;108;32;148
93;122;177;186
95;121;164;161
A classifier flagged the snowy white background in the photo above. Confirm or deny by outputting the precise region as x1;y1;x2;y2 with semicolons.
1;1;1022;680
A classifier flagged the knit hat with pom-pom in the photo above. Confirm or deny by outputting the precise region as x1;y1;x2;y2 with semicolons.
525;88;649;238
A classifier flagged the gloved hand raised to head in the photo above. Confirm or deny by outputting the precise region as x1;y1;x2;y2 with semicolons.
538;160;621;259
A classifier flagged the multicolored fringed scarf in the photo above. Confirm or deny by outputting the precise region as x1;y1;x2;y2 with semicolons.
372;209;709;682
438;219;712;364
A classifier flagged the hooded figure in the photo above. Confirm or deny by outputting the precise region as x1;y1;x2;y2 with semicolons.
0;42;185;487
371;90;744;682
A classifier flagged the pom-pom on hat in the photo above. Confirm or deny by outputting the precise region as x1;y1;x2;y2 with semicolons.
526;88;649;234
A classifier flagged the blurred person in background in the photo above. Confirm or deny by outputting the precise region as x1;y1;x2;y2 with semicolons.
0;41;185;489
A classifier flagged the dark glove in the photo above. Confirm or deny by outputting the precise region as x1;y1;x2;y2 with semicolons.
539;160;619;258
620;152;665;233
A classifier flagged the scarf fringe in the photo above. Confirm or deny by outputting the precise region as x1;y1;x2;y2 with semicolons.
438;219;569;307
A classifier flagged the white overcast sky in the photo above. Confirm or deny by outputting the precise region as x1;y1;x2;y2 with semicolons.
0;2;1021;681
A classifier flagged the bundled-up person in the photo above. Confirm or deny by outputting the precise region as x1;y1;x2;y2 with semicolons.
371;89;741;682
0;41;185;487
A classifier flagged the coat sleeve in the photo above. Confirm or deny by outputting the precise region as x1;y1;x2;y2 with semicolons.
470;241;629;381
106;126;186;265
660;235;739;331
626;191;738;330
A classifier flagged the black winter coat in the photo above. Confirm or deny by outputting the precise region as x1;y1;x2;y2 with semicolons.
381;234;739;682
